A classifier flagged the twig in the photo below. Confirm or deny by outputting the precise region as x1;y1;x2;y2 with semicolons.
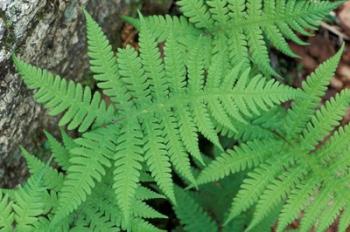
321;22;350;41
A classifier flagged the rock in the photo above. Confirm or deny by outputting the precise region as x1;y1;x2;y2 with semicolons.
338;2;350;36
338;65;350;80
330;77;344;90
0;0;135;187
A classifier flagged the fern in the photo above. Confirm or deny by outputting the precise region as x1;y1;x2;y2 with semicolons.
125;0;341;76
13;10;297;227
0;191;13;232
8;1;347;231
172;172;277;232
198;46;350;231
173;187;217;232
13;56;115;133
0;131;165;231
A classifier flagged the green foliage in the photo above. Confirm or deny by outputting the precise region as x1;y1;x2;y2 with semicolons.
8;1;348;231
199;46;350;231
0;132;165;232
13;9;297;228
125;0;341;76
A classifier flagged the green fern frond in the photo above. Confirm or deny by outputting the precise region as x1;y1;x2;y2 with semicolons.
2;116;164;231
197;140;283;185
21;147;64;191
0;191;13;232
225;156;292;224
133;201;167;219
52;127;114;224
85;10;129;108
127;0;340;76
316;198;344;232
44;131;71;171
13;57;115;132
199;48;350;230
60;128;76;150
135;186;165;201
73;173;164;231
300;89;350;150
113;119;143;225
12;174;47;231
276;178;319;232
177;0;214;29
283;46;344;137
298;181;339;232
131;218;165;232
248;165;307;230
339;208;350;232
173;187;218;232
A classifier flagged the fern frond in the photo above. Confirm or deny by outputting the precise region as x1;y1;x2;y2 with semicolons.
13;174;47;231
143;117;175;203
133;201;167;219
128;0;340;75
44;131;71;171
299;181;339;232
248;165;307;230
339;208;350;232
300;90;350;150
177;0;214;29
123;15;200;45
53;127;114;223
197;140;282;185
276;178;319;232
131;218;165;232
21;147;64;191
117;47;149;107
85;10;127;107
77;175;164;231
0;191;13;232
113;119;143;225
197;48;350;230
316;198;344;232
135;186;165;201
283;46;344;137
60;128;76;150
13;56;115;132
225;156;292;223
173;187;218;232
161;110;197;185
79;207;117;232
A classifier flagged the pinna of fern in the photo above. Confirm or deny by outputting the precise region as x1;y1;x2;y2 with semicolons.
198;45;350;232
124;0;342;76
13;10;299;227
0;131;165;232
